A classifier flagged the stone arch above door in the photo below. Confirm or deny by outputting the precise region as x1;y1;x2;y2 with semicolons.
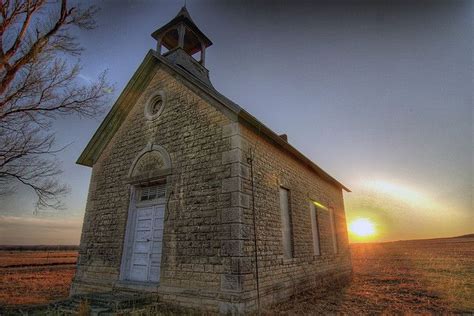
128;143;172;179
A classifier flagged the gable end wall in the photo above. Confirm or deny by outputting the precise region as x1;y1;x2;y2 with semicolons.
72;61;351;313
72;65;247;311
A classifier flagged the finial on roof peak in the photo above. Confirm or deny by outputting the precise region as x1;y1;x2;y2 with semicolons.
176;5;191;19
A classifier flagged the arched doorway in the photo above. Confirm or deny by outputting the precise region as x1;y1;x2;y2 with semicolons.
120;144;171;284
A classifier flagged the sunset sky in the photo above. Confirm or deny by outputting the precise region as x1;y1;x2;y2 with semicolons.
0;0;472;245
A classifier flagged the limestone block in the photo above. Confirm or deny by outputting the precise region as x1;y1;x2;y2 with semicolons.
221;240;244;257
221;207;244;224
222;177;242;193
222;122;240;138
230;192;250;208
222;148;243;165
220;273;243;292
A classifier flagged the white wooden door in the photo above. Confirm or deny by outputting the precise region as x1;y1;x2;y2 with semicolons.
129;203;165;282
149;204;164;282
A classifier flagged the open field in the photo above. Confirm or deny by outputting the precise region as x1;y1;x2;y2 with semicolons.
0;236;473;314
271;235;474;314
0;251;76;306
0;250;77;268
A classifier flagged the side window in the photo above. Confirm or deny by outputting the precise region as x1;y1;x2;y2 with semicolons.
329;208;338;254
309;202;321;256
279;187;293;258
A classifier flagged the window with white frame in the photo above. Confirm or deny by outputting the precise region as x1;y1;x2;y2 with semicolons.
279;187;293;258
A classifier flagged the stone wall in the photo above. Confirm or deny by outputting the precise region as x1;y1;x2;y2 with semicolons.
72;60;351;313
236;122;353;309
72;64;235;311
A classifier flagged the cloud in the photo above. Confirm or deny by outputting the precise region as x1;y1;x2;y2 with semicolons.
0;216;83;245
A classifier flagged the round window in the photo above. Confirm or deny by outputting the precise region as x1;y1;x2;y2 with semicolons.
145;91;166;120
150;96;163;115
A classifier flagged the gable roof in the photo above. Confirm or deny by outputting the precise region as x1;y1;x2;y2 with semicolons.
76;51;157;167
77;50;350;192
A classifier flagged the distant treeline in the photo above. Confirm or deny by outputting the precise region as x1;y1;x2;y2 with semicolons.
0;245;79;251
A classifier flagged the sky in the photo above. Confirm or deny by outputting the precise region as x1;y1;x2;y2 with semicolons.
0;0;472;244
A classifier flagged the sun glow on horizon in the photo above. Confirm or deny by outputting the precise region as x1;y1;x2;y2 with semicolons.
363;179;436;211
349;218;377;239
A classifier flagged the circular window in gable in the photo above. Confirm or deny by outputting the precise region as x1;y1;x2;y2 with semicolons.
145;91;166;120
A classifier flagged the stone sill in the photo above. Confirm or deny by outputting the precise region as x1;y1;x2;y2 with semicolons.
114;280;159;293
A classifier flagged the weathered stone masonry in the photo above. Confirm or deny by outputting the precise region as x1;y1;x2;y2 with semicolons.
73;66;234;302
239;122;352;308
72;6;352;314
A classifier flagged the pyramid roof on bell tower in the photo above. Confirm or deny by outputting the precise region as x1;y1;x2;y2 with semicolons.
151;6;212;51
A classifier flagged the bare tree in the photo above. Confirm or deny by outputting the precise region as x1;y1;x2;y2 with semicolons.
0;0;111;210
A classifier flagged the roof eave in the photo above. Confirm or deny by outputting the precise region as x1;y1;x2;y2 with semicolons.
151;51;350;192
77;50;350;193
237;110;351;192
76;50;158;167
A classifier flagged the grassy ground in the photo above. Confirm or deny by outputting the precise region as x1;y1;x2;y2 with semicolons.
0;250;77;267
0;237;472;314
269;236;473;314
0;251;76;306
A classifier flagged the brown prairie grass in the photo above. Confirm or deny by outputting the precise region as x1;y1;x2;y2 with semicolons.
0;251;76;306
0;250;77;267
268;236;474;314
0;237;472;314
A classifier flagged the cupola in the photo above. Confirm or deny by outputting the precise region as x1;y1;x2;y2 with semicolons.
152;7;213;86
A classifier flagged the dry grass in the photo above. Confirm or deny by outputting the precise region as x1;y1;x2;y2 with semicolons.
0;250;77;267
0;237;472;314
269;236;474;314
0;251;76;306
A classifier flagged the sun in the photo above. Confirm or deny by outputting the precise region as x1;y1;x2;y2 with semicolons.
349;218;376;237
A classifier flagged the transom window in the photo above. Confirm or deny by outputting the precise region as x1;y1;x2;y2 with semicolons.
139;184;165;202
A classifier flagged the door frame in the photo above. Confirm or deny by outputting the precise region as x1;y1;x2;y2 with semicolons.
119;181;167;284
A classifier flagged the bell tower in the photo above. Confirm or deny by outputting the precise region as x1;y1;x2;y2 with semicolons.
152;7;213;86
